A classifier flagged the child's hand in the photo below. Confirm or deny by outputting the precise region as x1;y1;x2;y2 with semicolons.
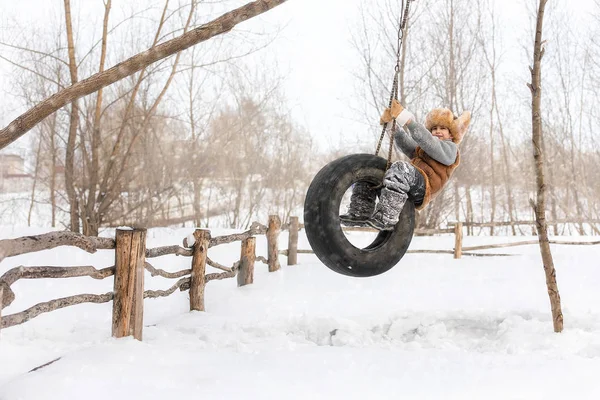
380;99;413;127
380;99;404;125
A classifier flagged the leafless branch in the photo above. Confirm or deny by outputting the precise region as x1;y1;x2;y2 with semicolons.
0;0;289;150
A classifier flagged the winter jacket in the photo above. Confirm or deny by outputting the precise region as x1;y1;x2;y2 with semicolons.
393;121;460;210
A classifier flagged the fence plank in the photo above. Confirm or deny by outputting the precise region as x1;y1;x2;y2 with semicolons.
287;217;299;266
190;229;210;311
238;237;256;287
267;215;281;272
112;229;146;341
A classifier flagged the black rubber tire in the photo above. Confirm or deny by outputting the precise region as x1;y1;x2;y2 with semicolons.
304;154;415;277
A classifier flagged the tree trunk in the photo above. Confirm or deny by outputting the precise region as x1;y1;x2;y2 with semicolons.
28;138;43;227
488;69;497;235
63;0;80;233
287;216;299;266
82;0;112;237
466;185;474;236
529;0;563;333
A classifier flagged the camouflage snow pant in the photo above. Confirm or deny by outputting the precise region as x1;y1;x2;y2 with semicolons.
373;161;426;226
343;161;425;225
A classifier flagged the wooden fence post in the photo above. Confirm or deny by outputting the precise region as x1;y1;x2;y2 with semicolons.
190;229;210;311
112;228;146;341
267;215;281;272
287;216;299;266
238;237;256;287
454;222;463;259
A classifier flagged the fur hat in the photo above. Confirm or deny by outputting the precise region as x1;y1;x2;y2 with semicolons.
424;108;471;144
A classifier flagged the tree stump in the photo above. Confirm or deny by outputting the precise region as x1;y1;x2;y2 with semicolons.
267;215;281;272
454;222;463;259
238;237;256;287
112;228;146;341
287;216;299;266
190;229;210;311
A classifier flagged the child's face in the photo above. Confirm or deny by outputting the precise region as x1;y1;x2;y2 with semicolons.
431;126;452;141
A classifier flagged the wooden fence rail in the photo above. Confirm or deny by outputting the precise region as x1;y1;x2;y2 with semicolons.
2;215;600;339
0;217;278;338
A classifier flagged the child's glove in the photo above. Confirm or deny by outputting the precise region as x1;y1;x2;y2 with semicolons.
379;99;414;127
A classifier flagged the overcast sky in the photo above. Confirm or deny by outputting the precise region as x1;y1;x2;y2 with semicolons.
0;0;596;155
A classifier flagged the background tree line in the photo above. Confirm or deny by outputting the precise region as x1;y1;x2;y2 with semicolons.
0;0;598;235
349;0;600;234
1;0;313;234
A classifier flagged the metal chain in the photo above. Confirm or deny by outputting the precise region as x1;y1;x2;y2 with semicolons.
375;0;415;172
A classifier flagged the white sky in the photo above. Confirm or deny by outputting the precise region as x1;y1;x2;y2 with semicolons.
0;0;597;154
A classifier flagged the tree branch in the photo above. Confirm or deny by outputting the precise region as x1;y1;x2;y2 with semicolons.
0;0;289;150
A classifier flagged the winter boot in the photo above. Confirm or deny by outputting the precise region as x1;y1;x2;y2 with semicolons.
339;182;377;227
366;188;407;231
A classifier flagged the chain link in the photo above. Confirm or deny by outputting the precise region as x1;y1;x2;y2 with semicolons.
375;0;415;172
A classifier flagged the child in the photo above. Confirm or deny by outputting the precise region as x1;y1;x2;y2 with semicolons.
340;101;471;230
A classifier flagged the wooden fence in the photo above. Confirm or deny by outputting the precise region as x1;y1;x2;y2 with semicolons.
284;221;600;260
0;216;287;340
2;216;600;340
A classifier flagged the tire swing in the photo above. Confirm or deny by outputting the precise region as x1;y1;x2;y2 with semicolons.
303;1;416;278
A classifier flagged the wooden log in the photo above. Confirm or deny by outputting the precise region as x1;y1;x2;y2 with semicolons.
146;245;192;258
112;228;146;341
144;262;190;279
2;292;114;329
454;222;463;259
267;215;281;272
2;265;115;286
0;231;115;263
207;222;267;248
190;229;210;311
287;216;299;266
144;277;190;299
206;257;232;272
238;237;256;287
206;267;237;282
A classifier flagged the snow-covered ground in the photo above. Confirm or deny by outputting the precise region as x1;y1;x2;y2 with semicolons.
2;226;600;399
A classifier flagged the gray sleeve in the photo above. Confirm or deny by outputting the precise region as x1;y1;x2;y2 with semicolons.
392;126;417;159
405;121;458;166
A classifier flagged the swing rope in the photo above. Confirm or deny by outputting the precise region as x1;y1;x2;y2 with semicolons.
374;0;415;172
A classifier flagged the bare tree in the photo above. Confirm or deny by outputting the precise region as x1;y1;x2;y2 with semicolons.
0;0;289;151
528;0;563;333
0;0;288;233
